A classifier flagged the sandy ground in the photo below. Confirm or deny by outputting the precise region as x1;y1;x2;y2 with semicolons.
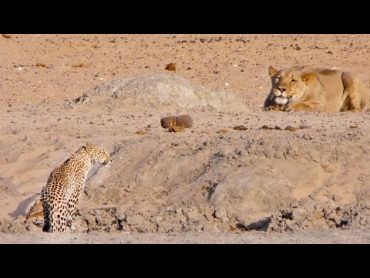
0;34;370;243
1;230;370;244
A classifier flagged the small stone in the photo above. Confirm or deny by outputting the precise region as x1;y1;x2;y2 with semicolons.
217;129;228;134
115;210;126;221
233;125;247;131
214;208;228;222
165;63;176;71
36;63;47;68
285;126;297;132
261;125;273;130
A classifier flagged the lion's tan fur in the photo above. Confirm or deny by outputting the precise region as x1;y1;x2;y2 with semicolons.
264;66;369;112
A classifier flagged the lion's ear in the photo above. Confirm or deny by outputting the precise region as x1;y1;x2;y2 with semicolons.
301;72;316;84
268;66;279;77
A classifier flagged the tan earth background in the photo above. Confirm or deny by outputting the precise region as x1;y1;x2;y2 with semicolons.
0;34;370;243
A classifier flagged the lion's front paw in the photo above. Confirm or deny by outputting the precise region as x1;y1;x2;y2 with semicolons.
284;105;293;112
264;105;281;111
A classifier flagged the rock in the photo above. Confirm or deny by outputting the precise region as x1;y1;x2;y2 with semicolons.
266;203;370;232
73;93;89;104
233;125;247;131
217;129;228;134
95;210;113;226
285;126;297;132
83;212;97;227
115;209;127;221
165;63;176;71
261;125;273;130
35;63;47;68
214;208;228;222
72;218;89;233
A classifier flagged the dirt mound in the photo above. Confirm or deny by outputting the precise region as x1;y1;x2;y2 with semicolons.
0;216;40;233
13;202;370;234
9;117;370;235
65;73;243;111
71;208;125;233
265;202;370;232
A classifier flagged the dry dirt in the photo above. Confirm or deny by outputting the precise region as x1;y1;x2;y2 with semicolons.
1;230;370;244
0;34;370;243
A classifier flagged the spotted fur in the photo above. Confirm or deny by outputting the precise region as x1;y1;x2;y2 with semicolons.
41;143;112;233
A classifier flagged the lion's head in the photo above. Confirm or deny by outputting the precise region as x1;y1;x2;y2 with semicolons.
264;65;317;108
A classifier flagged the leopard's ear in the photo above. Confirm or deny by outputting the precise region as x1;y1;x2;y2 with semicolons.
81;143;93;150
301;72;316;84
268;66;279;77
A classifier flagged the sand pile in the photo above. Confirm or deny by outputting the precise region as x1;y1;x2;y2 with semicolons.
8;126;370;234
65;73;243;111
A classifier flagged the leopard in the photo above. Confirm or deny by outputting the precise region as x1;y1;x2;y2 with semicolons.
41;143;112;233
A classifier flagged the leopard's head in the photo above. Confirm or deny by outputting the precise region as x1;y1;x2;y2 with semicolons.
83;143;112;165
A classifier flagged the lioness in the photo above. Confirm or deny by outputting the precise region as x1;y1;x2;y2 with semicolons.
264;66;369;112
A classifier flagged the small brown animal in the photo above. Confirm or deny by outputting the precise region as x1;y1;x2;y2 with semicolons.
160;115;193;129
160;116;176;128
168;125;185;132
